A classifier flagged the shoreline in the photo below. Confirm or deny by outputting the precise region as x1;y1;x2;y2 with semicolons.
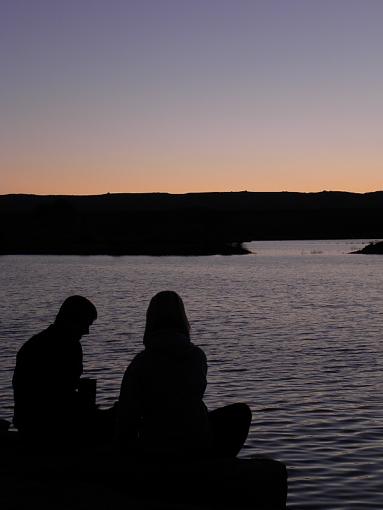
0;242;251;257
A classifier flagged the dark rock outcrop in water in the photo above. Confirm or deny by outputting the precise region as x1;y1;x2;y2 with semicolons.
352;240;383;254
1;191;383;256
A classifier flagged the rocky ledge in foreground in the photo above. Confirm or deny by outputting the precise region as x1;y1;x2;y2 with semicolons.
1;431;287;510
352;240;383;254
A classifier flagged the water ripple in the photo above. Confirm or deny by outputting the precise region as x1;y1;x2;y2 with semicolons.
1;241;383;509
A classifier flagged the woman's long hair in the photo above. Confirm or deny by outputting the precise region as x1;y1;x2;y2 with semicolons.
143;291;190;345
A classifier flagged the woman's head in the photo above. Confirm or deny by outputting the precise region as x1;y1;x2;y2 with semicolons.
144;291;190;344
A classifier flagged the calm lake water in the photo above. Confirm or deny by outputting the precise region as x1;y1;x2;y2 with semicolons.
1;239;383;509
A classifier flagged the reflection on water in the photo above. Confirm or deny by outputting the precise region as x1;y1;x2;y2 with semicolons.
1;239;383;509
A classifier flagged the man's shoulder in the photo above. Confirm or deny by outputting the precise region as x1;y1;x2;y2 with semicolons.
17;326;54;357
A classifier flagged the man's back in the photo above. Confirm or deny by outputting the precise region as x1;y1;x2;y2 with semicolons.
12;324;83;435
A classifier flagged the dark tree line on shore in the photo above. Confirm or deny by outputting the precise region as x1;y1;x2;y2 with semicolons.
1;191;382;255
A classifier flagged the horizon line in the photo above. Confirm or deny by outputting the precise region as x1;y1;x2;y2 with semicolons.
1;189;383;198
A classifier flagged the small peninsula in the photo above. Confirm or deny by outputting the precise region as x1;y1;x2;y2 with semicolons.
352;240;383;254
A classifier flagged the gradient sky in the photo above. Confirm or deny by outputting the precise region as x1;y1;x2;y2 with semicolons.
1;0;383;194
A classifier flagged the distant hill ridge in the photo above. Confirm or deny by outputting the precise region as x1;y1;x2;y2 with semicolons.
1;190;383;213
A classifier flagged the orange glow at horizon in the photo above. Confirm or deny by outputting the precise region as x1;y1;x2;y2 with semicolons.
1;154;382;195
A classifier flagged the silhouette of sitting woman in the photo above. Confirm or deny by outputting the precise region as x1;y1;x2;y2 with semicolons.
117;290;251;458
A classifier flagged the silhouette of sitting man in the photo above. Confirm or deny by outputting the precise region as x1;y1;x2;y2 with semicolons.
12;295;99;447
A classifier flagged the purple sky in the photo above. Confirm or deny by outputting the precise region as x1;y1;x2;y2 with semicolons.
1;0;383;194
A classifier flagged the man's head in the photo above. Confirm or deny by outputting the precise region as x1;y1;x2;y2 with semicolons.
54;295;97;340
